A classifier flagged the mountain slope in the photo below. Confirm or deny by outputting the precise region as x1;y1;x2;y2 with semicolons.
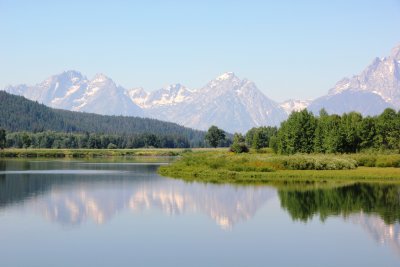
307;90;394;115
0;91;205;142
329;44;400;108
146;72;287;133
5;71;144;117
310;43;400;114
127;84;193;108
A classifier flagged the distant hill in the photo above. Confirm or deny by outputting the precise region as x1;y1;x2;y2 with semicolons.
0;91;205;144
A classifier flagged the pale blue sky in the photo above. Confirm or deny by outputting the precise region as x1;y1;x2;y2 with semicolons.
1;0;399;101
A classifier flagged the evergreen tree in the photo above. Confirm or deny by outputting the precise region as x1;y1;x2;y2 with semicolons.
0;128;5;149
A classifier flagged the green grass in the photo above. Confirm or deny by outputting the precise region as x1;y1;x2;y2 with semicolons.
347;153;400;167
0;148;186;158
158;151;400;184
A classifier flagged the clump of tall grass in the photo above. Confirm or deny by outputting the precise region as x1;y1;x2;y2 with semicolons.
172;151;358;172
272;155;357;170
348;153;400;168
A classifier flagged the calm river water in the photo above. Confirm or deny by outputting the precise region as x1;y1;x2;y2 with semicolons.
0;159;399;267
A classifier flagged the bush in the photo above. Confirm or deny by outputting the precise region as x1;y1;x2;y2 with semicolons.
375;155;400;167
274;155;357;170
349;153;400;167
230;142;249;153
107;143;117;149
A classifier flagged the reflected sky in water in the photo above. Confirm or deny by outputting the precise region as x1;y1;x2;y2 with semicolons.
0;159;399;267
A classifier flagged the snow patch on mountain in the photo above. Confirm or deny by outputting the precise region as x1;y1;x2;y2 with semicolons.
129;84;193;108
145;72;287;133
280;99;312;114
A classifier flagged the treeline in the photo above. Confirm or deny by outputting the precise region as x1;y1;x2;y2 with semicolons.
0;91;205;147
235;108;400;154
4;131;192;149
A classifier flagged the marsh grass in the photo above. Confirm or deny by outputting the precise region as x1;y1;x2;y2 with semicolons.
158;151;400;184
348;153;400;167
0;148;183;158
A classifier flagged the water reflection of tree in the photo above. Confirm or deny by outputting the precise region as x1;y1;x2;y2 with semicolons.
278;183;400;224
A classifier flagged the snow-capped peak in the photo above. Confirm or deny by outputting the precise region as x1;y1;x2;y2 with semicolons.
280;99;312;114
126;87;149;107
216;72;235;81
326;43;400;108
390;43;400;60
92;73;110;83
129;83;193;108
162;83;183;92
63;70;84;79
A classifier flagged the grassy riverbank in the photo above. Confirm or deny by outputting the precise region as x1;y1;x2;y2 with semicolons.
158;151;400;184
0;148;187;158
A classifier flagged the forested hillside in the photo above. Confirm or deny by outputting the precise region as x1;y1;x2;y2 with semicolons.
0;91;205;147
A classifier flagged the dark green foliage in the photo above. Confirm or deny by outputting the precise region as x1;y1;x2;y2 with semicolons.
4;131;192;149
273;108;400;154
375;108;400;151
0;91;205;148
205;125;226;148
230;133;249;153
269;135;278;153
245;126;277;150
0;129;5;149
359;117;377;150
277;110;317;154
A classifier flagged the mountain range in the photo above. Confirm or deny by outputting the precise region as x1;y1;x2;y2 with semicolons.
3;44;400;133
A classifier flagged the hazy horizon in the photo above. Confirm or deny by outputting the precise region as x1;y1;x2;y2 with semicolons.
1;0;399;101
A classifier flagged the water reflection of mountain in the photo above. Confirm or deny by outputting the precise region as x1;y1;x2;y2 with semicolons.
2;160;400;239
278;183;400;257
348;214;400;257
28;181;275;229
0;161;276;229
129;183;276;229
0;161;160;208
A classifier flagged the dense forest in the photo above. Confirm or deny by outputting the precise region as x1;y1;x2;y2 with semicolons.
0;91;206;148
4;131;194;149
242;108;400;154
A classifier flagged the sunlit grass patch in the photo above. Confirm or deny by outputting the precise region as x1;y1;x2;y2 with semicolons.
158;151;400;184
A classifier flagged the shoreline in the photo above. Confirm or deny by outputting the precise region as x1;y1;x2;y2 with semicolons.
0;148;186;158
158;151;400;184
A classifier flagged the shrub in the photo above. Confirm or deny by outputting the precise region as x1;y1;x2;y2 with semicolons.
230;142;249;153
107;143;117;149
275;155;357;170
375;155;400;167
